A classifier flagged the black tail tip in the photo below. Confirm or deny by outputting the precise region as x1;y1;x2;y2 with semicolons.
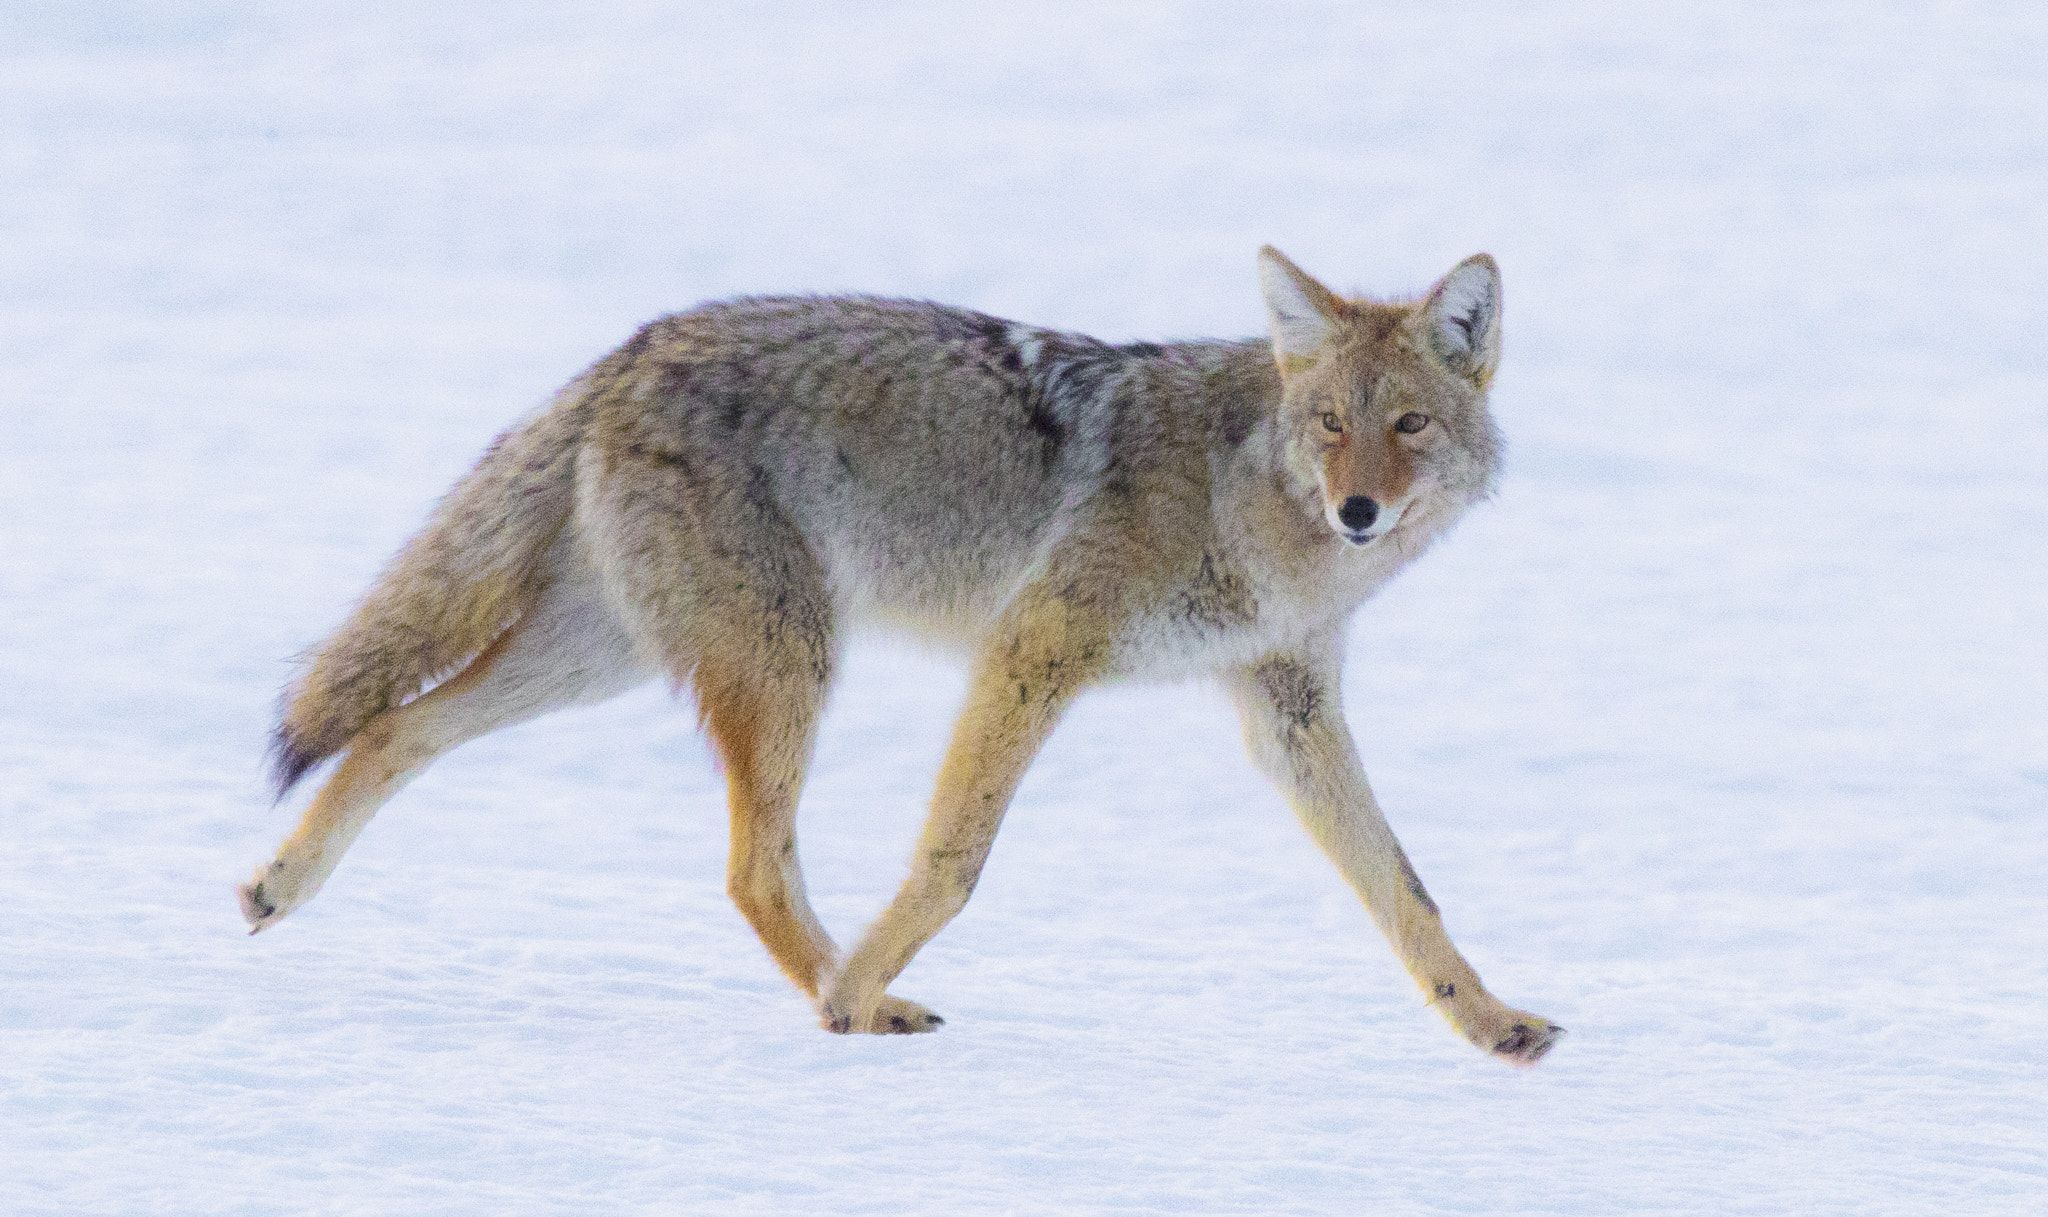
266;729;322;802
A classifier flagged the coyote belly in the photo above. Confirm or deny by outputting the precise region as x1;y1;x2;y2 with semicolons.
242;247;1562;1065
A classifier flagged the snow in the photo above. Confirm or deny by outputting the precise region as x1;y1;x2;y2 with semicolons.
4;2;2045;1213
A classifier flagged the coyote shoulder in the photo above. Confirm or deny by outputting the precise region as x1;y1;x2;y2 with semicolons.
241;247;1562;1065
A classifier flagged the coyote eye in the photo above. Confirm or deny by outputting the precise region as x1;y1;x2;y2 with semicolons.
1320;412;1344;433
1394;412;1430;434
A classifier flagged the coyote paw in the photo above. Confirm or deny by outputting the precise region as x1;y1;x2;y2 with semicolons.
1440;993;1564;1066
237;860;296;934
1488;1014;1564;1066
819;994;946;1035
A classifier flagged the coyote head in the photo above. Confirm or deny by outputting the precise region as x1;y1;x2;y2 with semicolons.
1257;246;1504;548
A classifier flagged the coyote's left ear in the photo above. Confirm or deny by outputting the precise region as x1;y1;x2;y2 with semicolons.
1420;254;1502;386
1258;245;1347;375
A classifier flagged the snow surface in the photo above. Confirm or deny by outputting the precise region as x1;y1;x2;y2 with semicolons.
4;2;2046;1213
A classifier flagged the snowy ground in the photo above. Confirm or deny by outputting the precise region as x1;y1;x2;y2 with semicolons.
4;2;2046;1213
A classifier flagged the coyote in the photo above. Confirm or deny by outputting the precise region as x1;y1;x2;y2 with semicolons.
242;247;1562;1064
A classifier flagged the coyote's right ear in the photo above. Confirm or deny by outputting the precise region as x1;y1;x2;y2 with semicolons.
1258;246;1346;375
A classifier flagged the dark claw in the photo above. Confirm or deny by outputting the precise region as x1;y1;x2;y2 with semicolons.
926;1014;944;1026
239;882;277;924
1492;1022;1564;1063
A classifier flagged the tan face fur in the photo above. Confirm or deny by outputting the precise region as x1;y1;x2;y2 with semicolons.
1258;246;1504;547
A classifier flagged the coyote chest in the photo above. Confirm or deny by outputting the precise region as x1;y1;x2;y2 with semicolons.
821;514;1394;679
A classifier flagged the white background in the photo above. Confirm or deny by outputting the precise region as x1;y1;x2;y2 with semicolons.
3;2;2044;1213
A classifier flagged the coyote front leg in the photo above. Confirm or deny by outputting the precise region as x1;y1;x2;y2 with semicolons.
1226;634;1562;1065
820;621;1087;1033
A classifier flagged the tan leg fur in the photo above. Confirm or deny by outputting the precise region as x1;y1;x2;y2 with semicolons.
1225;629;1561;1065
697;663;839;999
820;605;1100;1034
241;561;646;932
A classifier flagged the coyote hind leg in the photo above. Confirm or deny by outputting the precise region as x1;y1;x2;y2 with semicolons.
695;656;844;1005
575;436;931;1029
240;570;648;932
698;654;938;1030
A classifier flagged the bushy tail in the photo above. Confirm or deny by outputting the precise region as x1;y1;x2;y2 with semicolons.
269;394;591;797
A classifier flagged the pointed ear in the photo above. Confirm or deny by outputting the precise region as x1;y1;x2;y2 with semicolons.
1258;245;1346;374
1420;254;1502;385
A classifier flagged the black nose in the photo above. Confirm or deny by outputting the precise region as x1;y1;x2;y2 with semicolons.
1337;496;1379;530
